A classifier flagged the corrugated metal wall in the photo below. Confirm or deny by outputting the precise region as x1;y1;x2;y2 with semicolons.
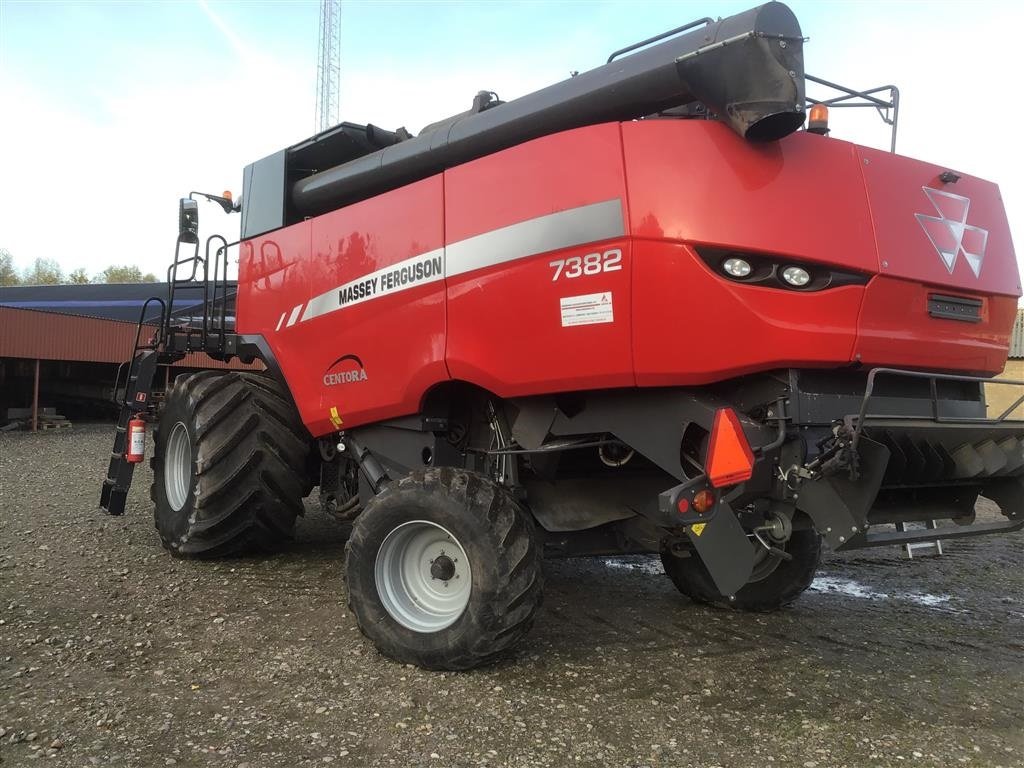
1010;309;1024;360
0;306;260;370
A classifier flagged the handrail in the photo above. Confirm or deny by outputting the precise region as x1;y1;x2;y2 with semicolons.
606;17;713;63
850;367;1024;453
805;74;900;154
205;235;228;351
166;235;207;348
112;296;166;408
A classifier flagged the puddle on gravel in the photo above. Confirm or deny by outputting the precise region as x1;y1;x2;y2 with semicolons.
602;557;665;576
809;574;957;611
599;560;960;612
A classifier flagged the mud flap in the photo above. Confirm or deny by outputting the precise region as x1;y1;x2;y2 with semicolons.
684;500;755;596
795;435;889;549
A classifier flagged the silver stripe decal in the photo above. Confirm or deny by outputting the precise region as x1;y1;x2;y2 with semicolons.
289;198;624;327
445;198;624;278
302;248;445;323
275;312;287;331
286;304;303;327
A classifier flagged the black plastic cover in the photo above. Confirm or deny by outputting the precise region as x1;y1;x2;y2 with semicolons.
240;150;287;241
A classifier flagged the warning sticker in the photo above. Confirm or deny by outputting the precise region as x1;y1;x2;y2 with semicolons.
690;523;707;537
560;292;614;327
329;406;344;429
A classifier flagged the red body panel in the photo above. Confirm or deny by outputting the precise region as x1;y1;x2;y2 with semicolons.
237;177;447;435
631;241;864;386
856;145;1020;298
854;277;1017;374
621;120;879;274
445;124;634;395
236;121;1020;437
238;222;311;334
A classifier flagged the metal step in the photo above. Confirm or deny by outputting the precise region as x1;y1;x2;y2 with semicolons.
896;520;943;558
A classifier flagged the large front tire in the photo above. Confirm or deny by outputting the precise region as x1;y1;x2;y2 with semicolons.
151;371;311;558
346;468;543;670
661;529;822;611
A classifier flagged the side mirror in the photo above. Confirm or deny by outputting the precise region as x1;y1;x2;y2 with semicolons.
179;198;199;244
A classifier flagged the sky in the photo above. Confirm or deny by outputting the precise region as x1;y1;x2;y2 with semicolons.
1;0;1022;283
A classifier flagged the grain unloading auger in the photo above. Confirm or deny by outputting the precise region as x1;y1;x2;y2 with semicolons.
101;1;1021;671
235;1;809;238
287;2;806;216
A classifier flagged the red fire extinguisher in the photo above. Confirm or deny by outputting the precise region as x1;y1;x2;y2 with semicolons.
126;416;146;463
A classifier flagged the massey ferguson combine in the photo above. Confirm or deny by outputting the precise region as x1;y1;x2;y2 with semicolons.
100;2;1022;669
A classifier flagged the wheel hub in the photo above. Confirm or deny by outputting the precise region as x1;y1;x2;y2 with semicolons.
763;511;793;543
430;553;457;582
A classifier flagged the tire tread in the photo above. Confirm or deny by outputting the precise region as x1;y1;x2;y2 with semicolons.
346;468;543;671
152;372;310;558
661;529;821;612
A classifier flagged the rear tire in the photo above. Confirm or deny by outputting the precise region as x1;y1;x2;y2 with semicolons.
151;371;311;558
661;529;821;611
346;468;543;670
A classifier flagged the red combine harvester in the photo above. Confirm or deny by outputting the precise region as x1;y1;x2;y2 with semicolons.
101;2;1021;669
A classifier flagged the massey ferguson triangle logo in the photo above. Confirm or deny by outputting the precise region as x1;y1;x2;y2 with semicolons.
915;187;988;278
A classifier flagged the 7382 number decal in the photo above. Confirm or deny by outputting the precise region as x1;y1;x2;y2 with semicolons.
549;248;622;281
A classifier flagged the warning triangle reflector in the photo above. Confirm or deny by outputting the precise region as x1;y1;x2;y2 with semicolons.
706;408;755;488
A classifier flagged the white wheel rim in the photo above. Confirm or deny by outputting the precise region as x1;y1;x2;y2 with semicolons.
164;422;192;512
374;520;472;633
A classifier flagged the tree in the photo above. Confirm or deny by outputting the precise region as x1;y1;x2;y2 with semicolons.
0;249;19;287
68;267;91;284
21;257;64;286
100;265;157;284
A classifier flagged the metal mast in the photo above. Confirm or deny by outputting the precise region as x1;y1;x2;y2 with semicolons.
315;0;341;133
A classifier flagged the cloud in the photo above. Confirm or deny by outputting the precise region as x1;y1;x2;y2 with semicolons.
0;36;580;280
0;46;311;279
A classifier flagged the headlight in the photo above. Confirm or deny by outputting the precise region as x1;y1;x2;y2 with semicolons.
781;265;811;287
722;257;752;278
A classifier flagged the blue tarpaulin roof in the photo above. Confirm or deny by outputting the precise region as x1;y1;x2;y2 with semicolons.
0;282;236;324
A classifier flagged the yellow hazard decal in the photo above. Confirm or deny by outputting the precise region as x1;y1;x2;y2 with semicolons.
691;523;707;537
329;406;344;429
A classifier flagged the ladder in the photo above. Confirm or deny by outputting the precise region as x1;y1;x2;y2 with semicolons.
98;227;236;516
896;520;944;558
99;349;162;515
99;297;169;516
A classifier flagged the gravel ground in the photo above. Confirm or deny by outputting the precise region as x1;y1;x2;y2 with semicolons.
1;425;1022;768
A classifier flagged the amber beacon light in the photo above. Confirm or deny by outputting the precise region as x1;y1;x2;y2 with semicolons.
807;103;830;135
